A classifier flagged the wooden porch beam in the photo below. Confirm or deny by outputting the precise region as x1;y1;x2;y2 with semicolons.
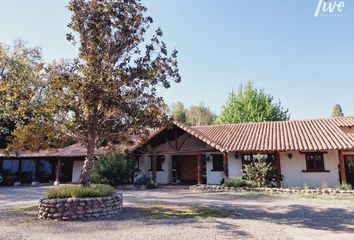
197;153;202;184
174;127;178;151
177;134;190;151
163;133;175;151
152;155;157;185
17;159;23;182
223;152;229;179
274;151;281;187
55;158;61;185
338;150;347;184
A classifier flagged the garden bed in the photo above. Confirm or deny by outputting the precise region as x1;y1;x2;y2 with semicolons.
190;184;354;195
38;184;122;220
38;193;123;220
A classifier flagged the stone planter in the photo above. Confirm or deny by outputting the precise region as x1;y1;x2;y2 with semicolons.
38;193;123;220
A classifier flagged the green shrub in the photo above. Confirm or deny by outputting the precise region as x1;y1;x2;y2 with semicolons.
92;151;136;186
303;183;310;190
224;177;255;188
336;183;352;191
134;174;155;189
243;159;276;187
47;184;114;199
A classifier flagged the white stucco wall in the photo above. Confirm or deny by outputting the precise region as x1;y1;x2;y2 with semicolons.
228;152;242;178
138;154;172;184
205;152;224;184
281;150;340;188
72;160;84;183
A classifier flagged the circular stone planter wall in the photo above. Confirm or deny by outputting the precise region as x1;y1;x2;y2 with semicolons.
38;193;123;220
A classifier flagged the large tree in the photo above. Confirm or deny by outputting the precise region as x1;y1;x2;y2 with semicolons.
0;40;72;149
186;103;215;126
331;104;344;117
8;0;180;186
216;81;289;124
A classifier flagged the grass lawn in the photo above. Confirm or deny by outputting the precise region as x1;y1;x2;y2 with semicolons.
137;204;235;219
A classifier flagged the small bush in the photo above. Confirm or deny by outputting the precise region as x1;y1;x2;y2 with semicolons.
92;151;136;186
134;174;155;189
47;184;114;199
336;183;352;191
243;159;276;187
303;183;310;190
224;177;255;188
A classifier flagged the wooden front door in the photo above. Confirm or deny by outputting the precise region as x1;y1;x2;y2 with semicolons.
180;155;198;183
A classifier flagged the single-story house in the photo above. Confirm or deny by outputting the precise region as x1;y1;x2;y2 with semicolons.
1;116;354;188
135;117;354;188
0;144;87;185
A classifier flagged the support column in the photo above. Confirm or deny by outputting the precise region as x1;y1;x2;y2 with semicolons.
338;150;347;184
51;159;55;181
15;159;23;185
152;155;157;185
274;151;281;187
223;152;229;179
54;158;61;186
197;153;202;185
32;159;40;185
0;159;3;173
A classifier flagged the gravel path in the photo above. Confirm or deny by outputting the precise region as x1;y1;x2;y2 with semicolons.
0;187;353;240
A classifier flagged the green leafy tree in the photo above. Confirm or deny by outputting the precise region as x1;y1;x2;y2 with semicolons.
171;101;187;123
0;40;73;150
331;104;344;117
216;81;289;124
8;0;180;187
186;103;215;126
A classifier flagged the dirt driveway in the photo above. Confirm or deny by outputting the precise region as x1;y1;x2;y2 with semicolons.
0;187;353;240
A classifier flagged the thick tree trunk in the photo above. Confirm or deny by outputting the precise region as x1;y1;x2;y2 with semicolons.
80;140;95;187
80;104;98;187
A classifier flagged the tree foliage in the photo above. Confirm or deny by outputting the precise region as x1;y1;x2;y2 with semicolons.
216;81;289;124
6;0;181;186
0;41;73;149
171;102;215;126
171;101;186;123
186;103;215;126
92;151;136;186
331;104;344;117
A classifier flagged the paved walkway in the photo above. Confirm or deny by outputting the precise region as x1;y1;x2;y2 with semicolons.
0;185;50;210
0;186;353;239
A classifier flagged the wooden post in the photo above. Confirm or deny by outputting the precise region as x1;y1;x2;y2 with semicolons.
17;159;23;182
223;152;229;179
34;159;40;183
51;159;55;181
197;153;202;184
152;155;157;185
0;159;3;172
54;158;61;185
338;150;347;184
274;152;281;187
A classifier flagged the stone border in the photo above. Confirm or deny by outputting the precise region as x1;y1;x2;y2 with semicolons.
38;193;123;220
189;185;354;195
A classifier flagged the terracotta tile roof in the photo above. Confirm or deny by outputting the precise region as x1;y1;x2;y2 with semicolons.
174;116;354;152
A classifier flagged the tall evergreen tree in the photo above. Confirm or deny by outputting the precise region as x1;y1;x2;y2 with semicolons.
216;81;289;124
331;104;344;117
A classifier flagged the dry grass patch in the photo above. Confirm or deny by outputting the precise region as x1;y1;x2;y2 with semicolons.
139;204;235;219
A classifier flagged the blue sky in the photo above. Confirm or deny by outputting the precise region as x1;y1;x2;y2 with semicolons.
0;0;353;120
